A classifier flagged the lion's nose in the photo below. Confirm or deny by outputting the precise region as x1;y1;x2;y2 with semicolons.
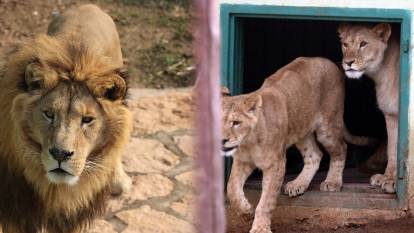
344;60;355;66
49;147;74;162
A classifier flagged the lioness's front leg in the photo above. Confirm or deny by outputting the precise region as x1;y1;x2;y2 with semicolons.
227;158;255;220
250;153;286;233
284;134;322;197
370;114;397;193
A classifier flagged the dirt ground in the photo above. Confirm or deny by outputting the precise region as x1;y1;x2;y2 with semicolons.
0;0;194;88
227;217;414;233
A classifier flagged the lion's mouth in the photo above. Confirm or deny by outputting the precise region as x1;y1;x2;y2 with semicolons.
345;69;364;79
222;146;237;152
49;168;73;176
221;146;238;157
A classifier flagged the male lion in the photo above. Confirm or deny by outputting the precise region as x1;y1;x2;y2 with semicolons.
222;57;371;233
338;23;398;193
0;4;132;233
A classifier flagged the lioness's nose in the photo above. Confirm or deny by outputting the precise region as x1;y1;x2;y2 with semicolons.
344;60;355;66
49;147;74;162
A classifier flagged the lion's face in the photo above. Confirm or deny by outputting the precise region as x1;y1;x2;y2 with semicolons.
10;39;130;186
221;93;262;157
28;82;104;185
338;23;392;79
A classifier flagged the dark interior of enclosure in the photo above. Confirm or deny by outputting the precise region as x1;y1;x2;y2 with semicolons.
240;18;400;184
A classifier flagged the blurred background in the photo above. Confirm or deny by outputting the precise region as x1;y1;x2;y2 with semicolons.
0;0;195;88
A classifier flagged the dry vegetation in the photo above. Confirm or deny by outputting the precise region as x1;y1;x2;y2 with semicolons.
0;0;195;88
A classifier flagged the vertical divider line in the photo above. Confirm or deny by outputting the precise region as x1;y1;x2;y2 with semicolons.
194;0;226;232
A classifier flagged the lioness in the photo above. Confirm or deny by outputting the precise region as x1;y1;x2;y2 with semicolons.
222;57;366;233
0;5;132;233
338;23;398;193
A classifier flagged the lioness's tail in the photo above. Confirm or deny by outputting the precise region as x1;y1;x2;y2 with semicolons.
343;127;376;146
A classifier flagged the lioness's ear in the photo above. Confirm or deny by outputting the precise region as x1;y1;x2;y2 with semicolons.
87;69;127;101
338;23;351;39
221;86;230;96
244;94;262;115
372;23;392;43
24;58;44;91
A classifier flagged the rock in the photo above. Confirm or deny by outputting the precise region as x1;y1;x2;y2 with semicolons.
176;171;192;186
128;89;194;136
117;205;194;233
123;138;180;173
128;174;174;201
171;192;194;222
87;220;117;233
175;134;194;157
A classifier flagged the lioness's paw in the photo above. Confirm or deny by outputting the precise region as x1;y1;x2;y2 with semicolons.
320;180;342;192
370;174;396;193
110;174;132;195
283;181;308;197
249;225;272;233
229;204;254;222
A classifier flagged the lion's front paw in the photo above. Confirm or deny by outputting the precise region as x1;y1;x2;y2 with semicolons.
320;180;342;192
370;174;396;193
283;180;308;197
249;225;272;233
229;204;254;222
110;173;132;195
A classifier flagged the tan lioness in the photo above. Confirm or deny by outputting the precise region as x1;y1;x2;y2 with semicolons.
338;23;399;193
222;57;370;233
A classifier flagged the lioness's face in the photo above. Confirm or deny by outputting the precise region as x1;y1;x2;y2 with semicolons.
338;23;391;79
27;82;104;185
221;94;261;157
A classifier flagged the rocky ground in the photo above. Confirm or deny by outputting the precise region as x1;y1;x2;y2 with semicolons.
87;88;195;233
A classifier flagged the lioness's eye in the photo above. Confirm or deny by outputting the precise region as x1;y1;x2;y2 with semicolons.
81;116;95;125
232;121;241;128
43;110;54;121
360;41;368;48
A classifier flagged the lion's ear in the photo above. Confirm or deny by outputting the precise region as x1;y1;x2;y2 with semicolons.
88;70;127;101
372;23;392;43
338;23;351;39
105;75;127;101
24;58;44;91
221;86;230;96
243;93;262;116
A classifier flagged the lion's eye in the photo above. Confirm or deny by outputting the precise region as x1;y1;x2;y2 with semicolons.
360;41;368;48
342;42;348;48
81;116;95;125
232;121;241;128
43;110;54;121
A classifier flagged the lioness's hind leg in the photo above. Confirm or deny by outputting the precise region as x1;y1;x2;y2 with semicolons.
284;134;322;197
110;159;132;195
316;125;347;192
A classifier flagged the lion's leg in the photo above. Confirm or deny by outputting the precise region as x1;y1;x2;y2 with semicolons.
316;125;346;192
359;141;387;174
110;158;131;195
227;158;255;220
370;114;397;193
284;134;322;197
250;151;286;233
